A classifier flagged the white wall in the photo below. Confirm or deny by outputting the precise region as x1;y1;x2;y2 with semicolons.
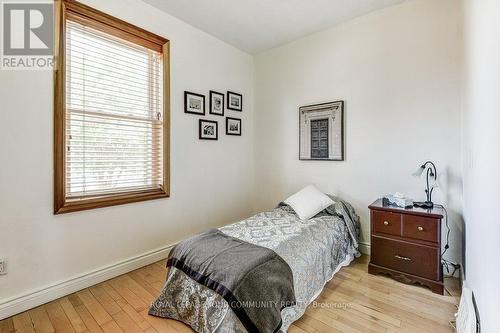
254;0;463;263
462;0;500;331
0;0;254;302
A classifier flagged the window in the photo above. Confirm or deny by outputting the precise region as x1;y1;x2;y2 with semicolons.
54;0;170;214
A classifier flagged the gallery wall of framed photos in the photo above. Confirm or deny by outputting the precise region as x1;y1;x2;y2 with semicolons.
184;90;242;140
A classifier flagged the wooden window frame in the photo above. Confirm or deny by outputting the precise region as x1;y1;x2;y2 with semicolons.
54;0;170;214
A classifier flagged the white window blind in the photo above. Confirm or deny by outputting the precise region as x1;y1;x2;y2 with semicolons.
65;20;164;199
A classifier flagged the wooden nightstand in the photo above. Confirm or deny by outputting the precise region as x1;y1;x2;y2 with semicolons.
368;199;444;294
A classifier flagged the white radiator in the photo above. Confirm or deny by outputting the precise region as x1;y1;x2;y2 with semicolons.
455;282;478;333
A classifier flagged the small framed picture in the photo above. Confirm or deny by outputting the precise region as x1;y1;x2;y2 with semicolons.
199;119;218;140
184;91;205;115
209;91;224;116
226;117;241;136
227;91;242;111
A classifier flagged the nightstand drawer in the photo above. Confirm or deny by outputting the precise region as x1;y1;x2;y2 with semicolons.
372;210;401;236
403;215;439;243
371;236;439;280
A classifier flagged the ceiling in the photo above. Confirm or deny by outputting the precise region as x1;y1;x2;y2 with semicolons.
143;0;408;54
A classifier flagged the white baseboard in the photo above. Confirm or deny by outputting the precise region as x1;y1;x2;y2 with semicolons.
358;241;370;255
0;243;176;320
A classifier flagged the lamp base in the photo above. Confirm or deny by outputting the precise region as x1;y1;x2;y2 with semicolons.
414;201;434;209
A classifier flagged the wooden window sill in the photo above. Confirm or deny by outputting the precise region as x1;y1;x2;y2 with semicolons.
54;188;169;214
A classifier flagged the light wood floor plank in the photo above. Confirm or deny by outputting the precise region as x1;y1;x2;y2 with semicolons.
28;306;55;333
128;271;162;296
291;319;318;333
45;301;76;333
106;279;148;312
72;303;104;333
89;285;122;316
116;300;153;331
12;312;35;333
300;314;344;333
134;266;163;286
100;320;122;333
116;275;155;304
111;310;143;333
0;318;15;333
101;283;123;302
76;290;113;326
287;325;308;333
59;297;88;333
319;295;400;331
304;307;366;333
0;255;458;332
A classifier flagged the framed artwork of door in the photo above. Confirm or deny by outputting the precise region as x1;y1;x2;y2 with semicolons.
299;100;344;161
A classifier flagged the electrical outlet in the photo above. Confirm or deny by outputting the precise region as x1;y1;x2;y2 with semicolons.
0;258;7;275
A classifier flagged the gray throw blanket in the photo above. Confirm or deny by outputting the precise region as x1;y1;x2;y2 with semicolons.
149;229;296;333
325;195;361;251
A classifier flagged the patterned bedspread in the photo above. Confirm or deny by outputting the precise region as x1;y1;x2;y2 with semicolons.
149;198;360;332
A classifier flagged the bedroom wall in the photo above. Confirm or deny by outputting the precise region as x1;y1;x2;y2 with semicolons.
253;0;463;264
461;0;500;331
0;0;254;306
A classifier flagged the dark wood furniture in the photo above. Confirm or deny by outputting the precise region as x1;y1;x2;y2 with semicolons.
368;199;444;294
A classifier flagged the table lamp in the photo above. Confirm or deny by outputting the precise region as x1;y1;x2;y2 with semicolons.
412;161;437;209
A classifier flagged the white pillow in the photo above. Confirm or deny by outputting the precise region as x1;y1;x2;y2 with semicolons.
284;185;334;220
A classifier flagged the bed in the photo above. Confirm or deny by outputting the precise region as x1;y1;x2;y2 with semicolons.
149;195;360;333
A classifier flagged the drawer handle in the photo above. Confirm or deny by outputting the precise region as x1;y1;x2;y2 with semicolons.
394;255;412;261
383;221;389;226
417;226;424;231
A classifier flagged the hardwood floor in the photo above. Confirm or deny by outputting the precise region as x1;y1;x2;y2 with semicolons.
0;255;460;333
